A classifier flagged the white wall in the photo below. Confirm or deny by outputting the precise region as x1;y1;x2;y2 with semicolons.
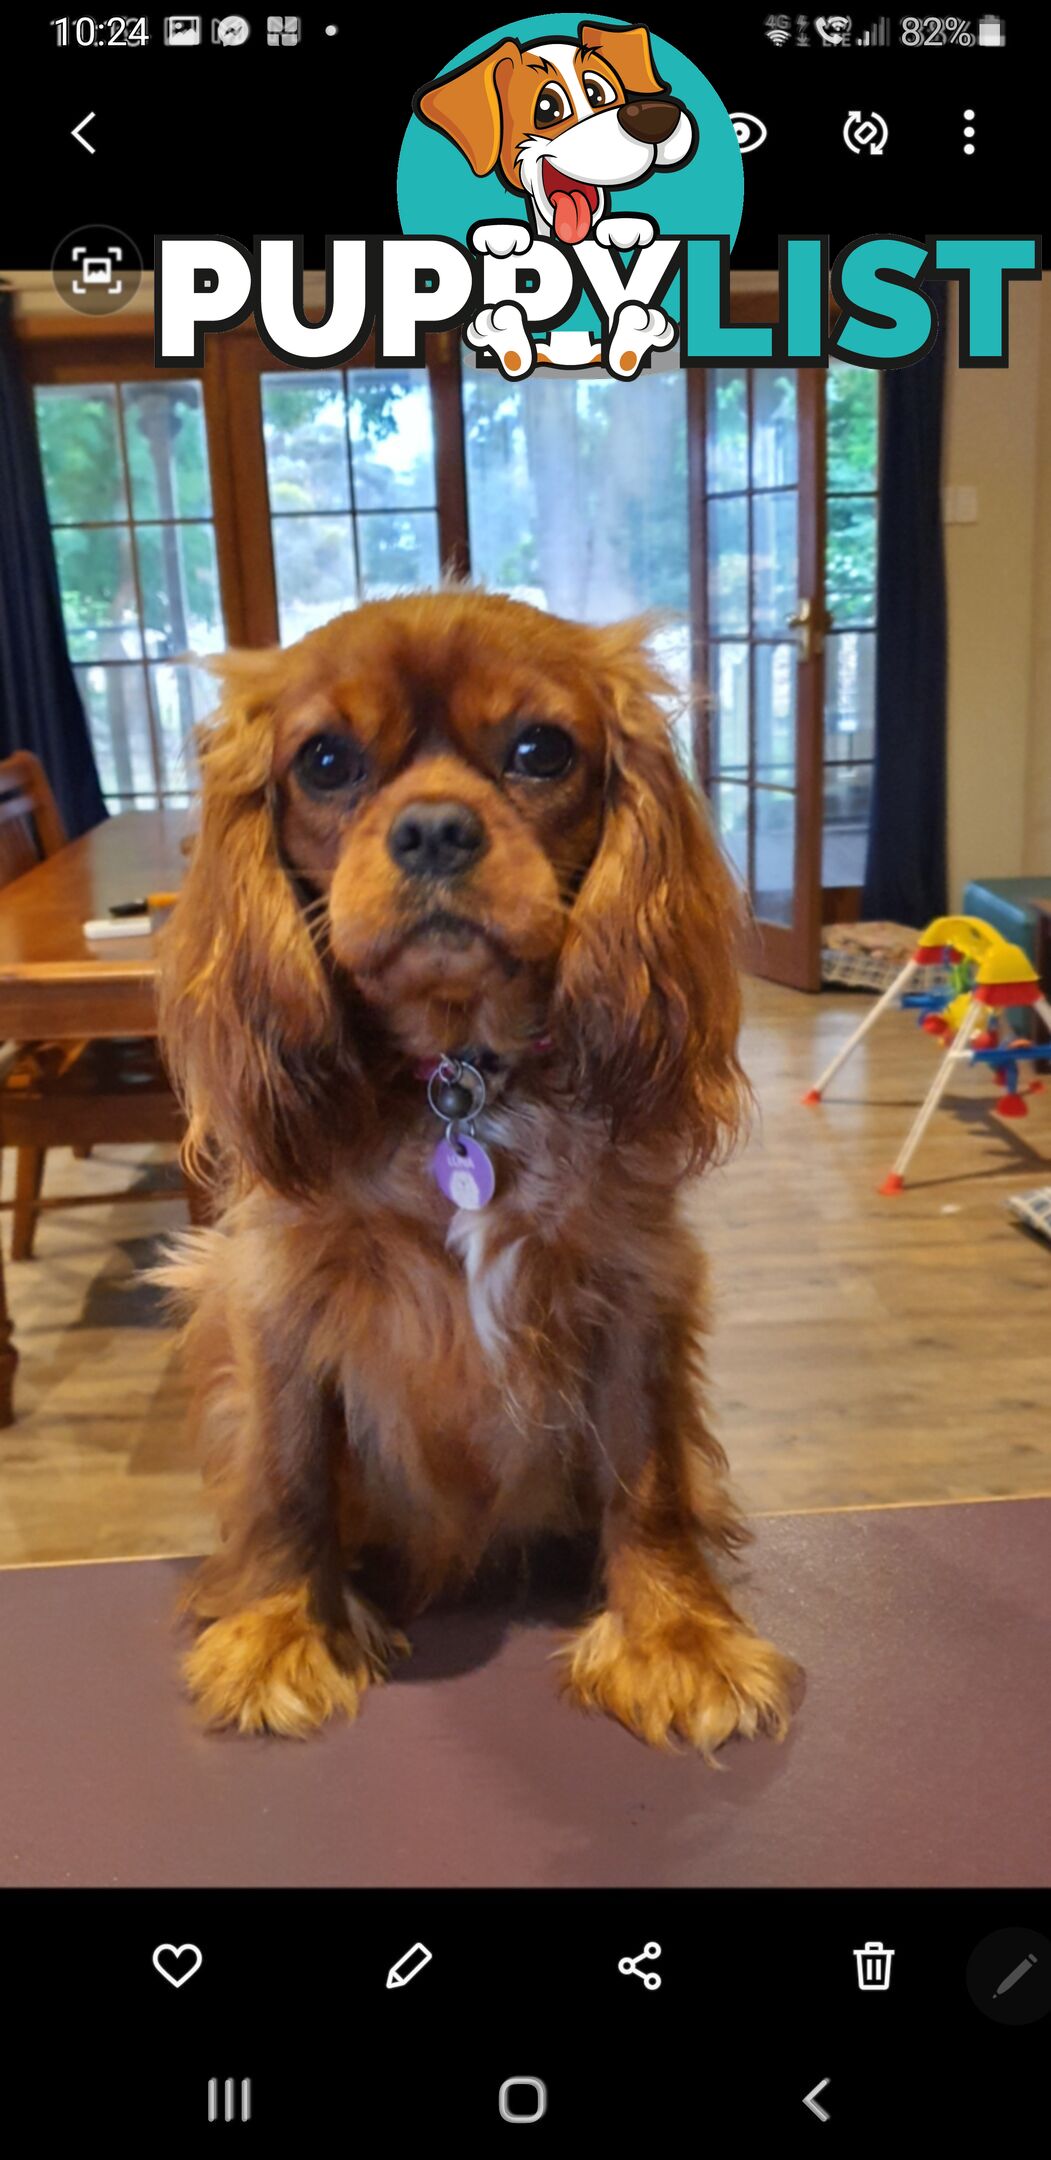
942;278;1050;901
1024;278;1051;870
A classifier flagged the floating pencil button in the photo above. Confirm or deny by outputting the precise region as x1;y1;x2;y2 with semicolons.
967;1928;1051;2026
994;1955;1036;1999
618;1941;661;1989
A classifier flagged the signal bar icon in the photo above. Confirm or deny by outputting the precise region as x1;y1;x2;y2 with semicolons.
856;17;890;42
207;2078;252;2123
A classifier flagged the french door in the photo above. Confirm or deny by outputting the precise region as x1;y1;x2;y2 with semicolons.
689;366;827;990
26;311;836;990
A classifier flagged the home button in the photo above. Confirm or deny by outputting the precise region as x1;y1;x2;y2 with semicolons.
498;2076;547;2124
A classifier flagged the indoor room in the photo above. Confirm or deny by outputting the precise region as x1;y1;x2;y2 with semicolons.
0;264;1048;1892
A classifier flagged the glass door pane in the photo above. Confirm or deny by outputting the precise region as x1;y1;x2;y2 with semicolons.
701;366;824;988
35;379;224;809
461;366;691;753
260;369;441;642
823;360;880;889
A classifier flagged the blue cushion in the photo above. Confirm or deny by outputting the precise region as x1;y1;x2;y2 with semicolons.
963;877;1051;963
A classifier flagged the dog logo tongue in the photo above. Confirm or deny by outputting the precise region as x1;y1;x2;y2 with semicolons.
543;162;597;245
553;188;594;245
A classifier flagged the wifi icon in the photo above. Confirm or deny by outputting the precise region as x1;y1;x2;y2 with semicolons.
765;14;792;43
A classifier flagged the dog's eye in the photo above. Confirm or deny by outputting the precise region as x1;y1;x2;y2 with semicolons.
534;83;569;128
293;733;365;795
582;72;617;111
505;724;575;780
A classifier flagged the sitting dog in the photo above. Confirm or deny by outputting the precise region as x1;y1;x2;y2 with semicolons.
160;591;796;1753
415;20;695;376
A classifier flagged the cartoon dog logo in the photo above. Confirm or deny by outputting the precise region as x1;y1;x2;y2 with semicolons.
414;20;697;375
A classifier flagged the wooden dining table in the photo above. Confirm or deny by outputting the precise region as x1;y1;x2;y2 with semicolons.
0;807;194;1042
0;807;196;1421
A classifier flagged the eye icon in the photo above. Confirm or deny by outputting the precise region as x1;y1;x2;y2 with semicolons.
730;113;768;154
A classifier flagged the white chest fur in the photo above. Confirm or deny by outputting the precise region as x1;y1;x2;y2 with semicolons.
446;1211;524;1369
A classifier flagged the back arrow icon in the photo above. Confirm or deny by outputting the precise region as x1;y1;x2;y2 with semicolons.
72;112;96;154
803;2078;831;2122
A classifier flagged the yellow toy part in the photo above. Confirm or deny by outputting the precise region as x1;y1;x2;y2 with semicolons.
974;944;1039;992
916;914;1038;990
940;991;977;1033
805;911;1051;1190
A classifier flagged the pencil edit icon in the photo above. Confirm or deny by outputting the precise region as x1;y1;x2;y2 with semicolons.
386;1942;433;1990
994;1954;1037;1999
966;1928;1051;2026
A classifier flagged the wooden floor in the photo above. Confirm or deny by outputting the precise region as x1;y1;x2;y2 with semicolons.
1;978;1049;1568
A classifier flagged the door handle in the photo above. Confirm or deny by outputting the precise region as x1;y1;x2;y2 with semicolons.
785;597;832;662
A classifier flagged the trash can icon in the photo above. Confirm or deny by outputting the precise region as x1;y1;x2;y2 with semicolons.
855;1940;895;1990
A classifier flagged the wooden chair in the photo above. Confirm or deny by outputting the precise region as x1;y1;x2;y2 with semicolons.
0;751;200;1426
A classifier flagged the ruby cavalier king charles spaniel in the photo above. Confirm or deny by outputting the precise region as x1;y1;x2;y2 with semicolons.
160;590;797;1754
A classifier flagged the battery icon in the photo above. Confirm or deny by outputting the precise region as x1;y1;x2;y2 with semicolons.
977;14;1006;42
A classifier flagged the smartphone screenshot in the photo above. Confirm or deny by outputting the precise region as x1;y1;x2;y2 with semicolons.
0;4;1046;2136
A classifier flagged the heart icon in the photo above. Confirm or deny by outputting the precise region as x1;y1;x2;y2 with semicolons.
152;1942;203;1989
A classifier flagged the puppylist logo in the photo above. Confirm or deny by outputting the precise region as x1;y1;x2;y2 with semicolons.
400;15;739;377
155;12;1040;375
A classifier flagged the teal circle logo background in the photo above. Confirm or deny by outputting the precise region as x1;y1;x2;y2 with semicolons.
397;14;743;342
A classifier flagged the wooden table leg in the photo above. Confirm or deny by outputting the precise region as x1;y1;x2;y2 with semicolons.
0;1200;18;1427
11;1146;46;1262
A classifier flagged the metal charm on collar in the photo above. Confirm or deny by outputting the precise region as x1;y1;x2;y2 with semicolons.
427;1056;496;1211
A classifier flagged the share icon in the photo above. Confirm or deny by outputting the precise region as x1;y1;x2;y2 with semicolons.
618;1941;662;1990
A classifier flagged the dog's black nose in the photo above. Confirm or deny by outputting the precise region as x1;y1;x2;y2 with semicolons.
618;98;683;146
388;800;487;880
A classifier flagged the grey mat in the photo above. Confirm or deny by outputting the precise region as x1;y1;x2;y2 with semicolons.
2;1498;1049;1887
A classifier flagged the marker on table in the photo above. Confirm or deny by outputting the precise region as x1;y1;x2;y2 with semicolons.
386;1942;433;1991
109;893;180;916
993;1953;1037;1998
84;893;182;940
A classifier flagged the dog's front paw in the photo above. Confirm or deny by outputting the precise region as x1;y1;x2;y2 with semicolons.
558;1608;798;1759
593;213;657;251
606;300;677;381
464;302;536;379
470;221;532;257
183;1585;406;1738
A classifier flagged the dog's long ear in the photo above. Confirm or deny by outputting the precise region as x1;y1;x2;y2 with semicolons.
579;21;667;97
414;39;520;176
554;621;748;1167
159;650;370;1200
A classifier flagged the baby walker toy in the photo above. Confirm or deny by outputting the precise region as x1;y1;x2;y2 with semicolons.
802;916;1051;1194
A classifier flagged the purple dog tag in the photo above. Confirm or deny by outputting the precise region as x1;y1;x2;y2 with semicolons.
432;1133;496;1210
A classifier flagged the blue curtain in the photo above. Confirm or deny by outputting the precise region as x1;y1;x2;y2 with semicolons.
0;291;107;837
862;290;947;925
